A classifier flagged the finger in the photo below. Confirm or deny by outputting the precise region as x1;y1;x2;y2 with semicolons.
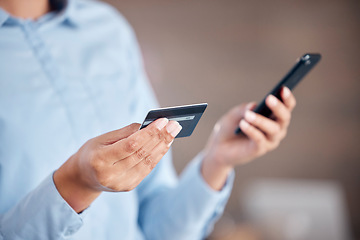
115;121;181;169
126;135;175;185
118;127;179;190
97;123;141;145
106;137;173;192
239;119;266;146
107;118;169;160
228;102;257;122
265;95;291;128
225;102;257;135
281;87;296;111
244;110;280;138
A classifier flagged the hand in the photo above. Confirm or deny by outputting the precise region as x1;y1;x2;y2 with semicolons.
54;118;182;212
201;87;296;190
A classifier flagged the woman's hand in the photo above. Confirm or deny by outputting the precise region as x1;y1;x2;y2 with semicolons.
54;118;182;212
202;87;296;190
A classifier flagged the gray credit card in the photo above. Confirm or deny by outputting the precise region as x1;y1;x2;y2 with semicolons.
140;103;208;138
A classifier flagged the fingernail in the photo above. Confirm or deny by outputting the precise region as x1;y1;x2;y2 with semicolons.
245;110;256;122
166;121;182;137
240;119;250;130
283;87;291;98
267;95;278;106
155;118;169;130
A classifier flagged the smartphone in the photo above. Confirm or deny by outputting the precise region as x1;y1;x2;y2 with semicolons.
235;53;321;135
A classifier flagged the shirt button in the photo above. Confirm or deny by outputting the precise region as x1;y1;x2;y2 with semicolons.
64;227;74;236
64;224;82;236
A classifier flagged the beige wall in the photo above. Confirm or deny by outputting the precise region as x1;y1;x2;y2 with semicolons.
103;0;360;238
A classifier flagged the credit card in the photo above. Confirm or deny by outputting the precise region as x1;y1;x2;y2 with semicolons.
140;103;208;138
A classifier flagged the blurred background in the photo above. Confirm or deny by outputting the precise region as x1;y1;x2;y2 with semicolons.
104;0;360;239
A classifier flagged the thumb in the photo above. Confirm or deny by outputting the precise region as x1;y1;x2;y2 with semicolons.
246;102;257;111
96;123;141;145
229;102;257;121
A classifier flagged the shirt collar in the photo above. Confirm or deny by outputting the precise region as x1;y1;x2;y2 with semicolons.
57;0;80;28
0;0;80;28
0;8;9;26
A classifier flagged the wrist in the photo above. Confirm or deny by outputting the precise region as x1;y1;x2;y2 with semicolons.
201;151;233;191
53;154;101;213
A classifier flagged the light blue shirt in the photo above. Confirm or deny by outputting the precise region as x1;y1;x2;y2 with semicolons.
0;0;234;239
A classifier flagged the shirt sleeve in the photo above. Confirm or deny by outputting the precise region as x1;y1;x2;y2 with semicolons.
0;173;86;240
137;152;234;240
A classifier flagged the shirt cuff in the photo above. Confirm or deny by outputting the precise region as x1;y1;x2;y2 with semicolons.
190;152;234;196
179;152;235;236
0;173;85;239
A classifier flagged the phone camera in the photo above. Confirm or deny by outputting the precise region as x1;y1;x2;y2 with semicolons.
302;54;310;60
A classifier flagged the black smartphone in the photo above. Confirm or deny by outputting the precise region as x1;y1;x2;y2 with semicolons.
235;53;321;135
